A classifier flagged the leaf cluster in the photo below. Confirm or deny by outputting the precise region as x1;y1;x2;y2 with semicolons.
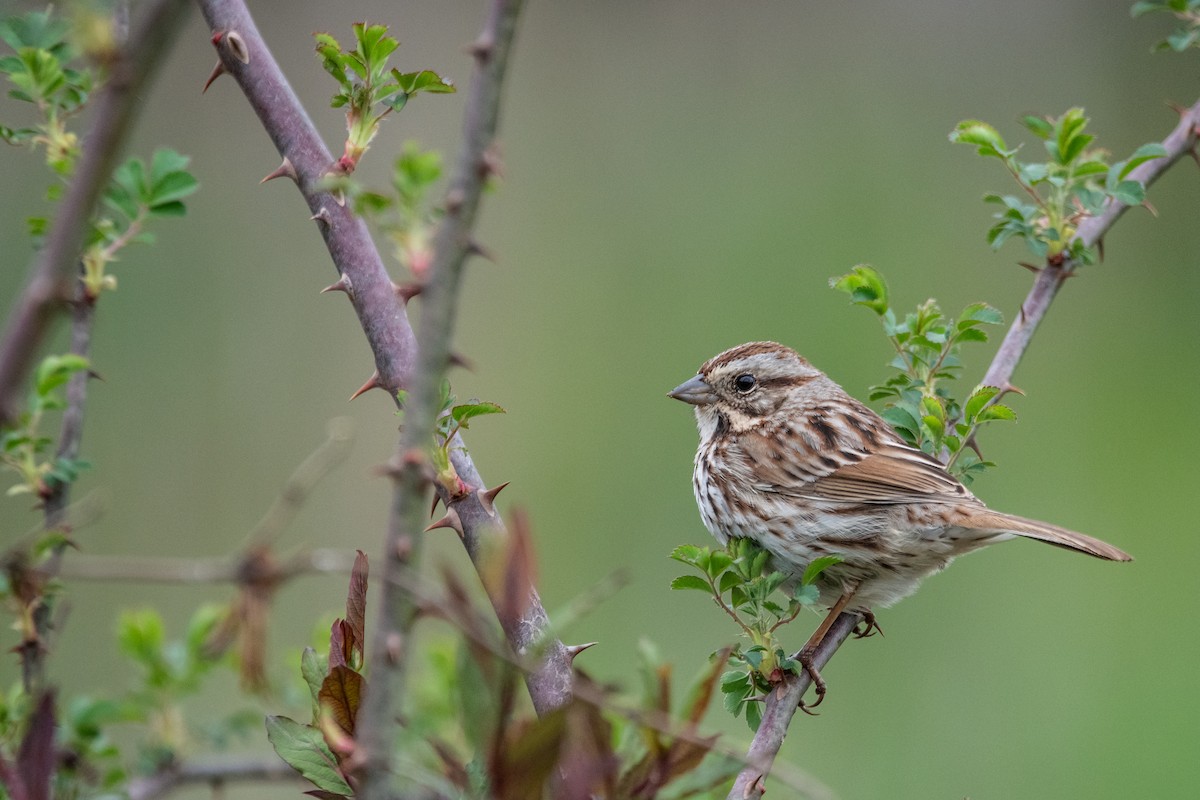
1;9;199;300
403;381;505;499
950;108;1165;265
0;10;91;171
80;148;199;298
1;354;91;499
268;551;369;798
831;266;1013;481
315;23;455;172
670;539;839;730
1132;0;1200;51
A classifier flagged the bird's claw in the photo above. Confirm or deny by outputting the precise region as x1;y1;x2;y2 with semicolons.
852;611;884;639
797;646;826;714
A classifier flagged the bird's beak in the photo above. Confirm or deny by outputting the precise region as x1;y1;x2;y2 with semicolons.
668;375;717;406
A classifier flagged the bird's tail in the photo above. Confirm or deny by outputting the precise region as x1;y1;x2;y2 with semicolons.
967;510;1133;562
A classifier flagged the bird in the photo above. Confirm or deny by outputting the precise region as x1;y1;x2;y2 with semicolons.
669;341;1131;707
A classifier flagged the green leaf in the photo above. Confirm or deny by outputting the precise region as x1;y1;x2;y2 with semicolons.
1117;142;1167;179
1020;114;1054;139
669;544;705;567
978;403;1017;422
881;405;919;440
745;700;763;731
706;550;733;578
670;575;712;593
958;302;1003;327
801;555;842;586
1130;1;1161;16
794;583;820;606
450;401;505;429
964;385;1001;422
949;119;1008;157
1111;179;1146;206
829;264;888;315
264;715;352;795
718;571;741;594
34;353;89;397
300;647;326;716
393;69;456;95
148;168;198;207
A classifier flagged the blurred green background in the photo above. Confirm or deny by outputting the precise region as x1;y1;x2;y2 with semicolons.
2;1;1198;797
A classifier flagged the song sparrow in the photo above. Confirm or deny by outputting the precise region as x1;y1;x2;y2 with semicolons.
670;341;1131;705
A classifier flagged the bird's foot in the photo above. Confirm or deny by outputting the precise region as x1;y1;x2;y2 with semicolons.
796;646;826;715
852;610;884;639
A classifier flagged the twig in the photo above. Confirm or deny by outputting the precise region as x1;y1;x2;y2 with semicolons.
0;0;190;427
728;99;1200;800
57;548;359;583
981;98;1200;392
126;756;303;800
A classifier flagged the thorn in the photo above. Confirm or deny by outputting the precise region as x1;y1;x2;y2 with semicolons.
466;238;497;263
565;641;598;662
448;352;474;371
477;481;509;516
348;370;381;402
1017;303;1028;324
466;32;494;61
225;31;250;64
430;493;443;517
1004;382;1026;396
424;508;463;536
445;188;466;214
396;283;422;304
1143;199;1159;218
260;157;297;184
1017;261;1040;273
310;207;331;228
1097;237;1105;263
202;60;226;93
320;275;351;295
1167;100;1187;117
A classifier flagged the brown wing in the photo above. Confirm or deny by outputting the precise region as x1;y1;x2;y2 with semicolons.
738;421;974;506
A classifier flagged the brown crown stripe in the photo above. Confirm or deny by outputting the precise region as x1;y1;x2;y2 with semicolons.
702;341;796;371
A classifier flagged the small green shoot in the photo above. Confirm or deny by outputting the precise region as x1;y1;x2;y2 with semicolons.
950;108;1165;265
670;538;840;730
1132;0;1200;51
1;354;91;499
831;265;1014;481
315;23;455;175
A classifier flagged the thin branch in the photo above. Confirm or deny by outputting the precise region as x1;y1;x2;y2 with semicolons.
981;98;1200;392
0;0;190;427
57;548;359;583
729;98;1200;800
126;756;303;800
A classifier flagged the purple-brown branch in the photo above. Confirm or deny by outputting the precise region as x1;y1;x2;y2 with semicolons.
193;0;572;782
0;0;190;428
728;98;1200;800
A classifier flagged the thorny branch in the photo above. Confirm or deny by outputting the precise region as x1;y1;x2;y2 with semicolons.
727;98;1200;800
192;0;572;790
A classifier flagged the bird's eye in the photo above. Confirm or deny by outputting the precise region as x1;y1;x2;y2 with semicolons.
733;374;756;393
